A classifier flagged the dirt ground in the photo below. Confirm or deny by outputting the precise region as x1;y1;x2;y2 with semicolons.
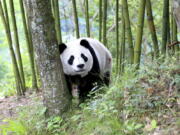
0;92;42;126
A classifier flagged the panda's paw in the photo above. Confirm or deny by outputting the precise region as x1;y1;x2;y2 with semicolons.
71;84;79;99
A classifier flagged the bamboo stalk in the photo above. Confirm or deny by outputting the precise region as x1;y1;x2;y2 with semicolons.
0;1;24;95
116;0;119;73
54;0;62;44
9;0;26;91
167;1;171;51
102;0;107;46
72;0;80;38
146;0;159;58
51;0;55;16
120;6;125;74
99;0;102;41
19;0;38;90
2;0;20;94
172;16;179;53
161;0;169;55
134;0;146;68
85;0;90;37
122;0;134;64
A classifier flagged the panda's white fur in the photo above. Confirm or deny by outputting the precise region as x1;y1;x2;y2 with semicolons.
60;37;112;78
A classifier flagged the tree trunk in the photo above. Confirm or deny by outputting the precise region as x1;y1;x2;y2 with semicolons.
134;0;146;68
122;0;134;64
25;0;71;117
72;0;80;38
146;0;159;58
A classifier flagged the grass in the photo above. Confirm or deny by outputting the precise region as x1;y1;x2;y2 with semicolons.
0;57;180;135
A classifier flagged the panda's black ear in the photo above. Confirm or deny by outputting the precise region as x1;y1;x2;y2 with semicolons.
80;39;90;49
59;43;67;54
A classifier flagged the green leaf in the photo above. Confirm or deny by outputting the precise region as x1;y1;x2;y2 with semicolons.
151;119;157;129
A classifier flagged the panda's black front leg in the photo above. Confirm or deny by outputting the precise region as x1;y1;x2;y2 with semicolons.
103;71;110;86
64;75;70;91
78;82;94;103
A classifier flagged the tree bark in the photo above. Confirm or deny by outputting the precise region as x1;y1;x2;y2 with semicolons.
25;0;71;117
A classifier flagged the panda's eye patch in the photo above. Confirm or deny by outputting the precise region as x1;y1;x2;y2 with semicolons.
68;55;74;65
81;53;88;62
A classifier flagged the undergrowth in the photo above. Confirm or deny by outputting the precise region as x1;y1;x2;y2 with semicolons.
0;57;180;135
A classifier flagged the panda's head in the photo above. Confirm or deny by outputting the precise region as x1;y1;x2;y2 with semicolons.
59;39;93;77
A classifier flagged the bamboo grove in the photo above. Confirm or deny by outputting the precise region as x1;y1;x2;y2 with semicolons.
0;0;179;96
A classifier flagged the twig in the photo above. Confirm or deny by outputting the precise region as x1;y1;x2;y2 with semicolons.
168;41;180;47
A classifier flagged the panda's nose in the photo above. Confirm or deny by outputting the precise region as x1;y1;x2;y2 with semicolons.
77;64;84;69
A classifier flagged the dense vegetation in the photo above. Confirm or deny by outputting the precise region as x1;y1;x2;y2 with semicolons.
0;0;179;134
0;58;180;135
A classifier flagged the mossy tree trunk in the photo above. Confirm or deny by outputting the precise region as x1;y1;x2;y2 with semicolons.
134;0;146;68
146;0;159;58
72;0;80;38
25;0;71;117
122;0;134;64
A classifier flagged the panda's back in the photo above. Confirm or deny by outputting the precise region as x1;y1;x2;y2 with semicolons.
80;37;112;75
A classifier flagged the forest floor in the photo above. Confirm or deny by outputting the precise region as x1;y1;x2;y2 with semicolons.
0;62;179;135
0;91;42;126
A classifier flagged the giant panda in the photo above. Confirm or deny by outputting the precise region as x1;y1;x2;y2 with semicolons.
59;37;112;102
